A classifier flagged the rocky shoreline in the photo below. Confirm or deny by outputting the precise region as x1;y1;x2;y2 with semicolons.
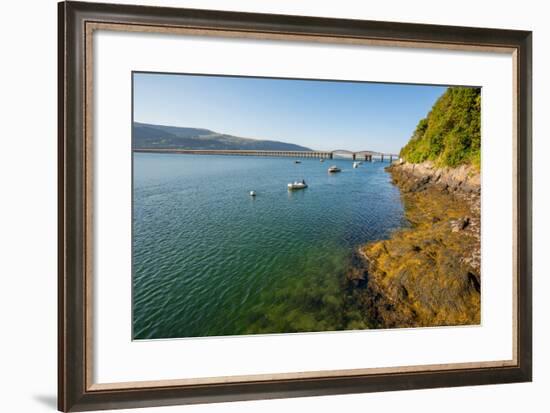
347;161;481;328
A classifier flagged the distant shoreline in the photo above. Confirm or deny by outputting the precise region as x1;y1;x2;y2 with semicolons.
133;122;313;152
133;148;399;162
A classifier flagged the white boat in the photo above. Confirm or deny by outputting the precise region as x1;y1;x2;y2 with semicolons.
287;179;308;190
320;159;325;163
353;161;361;168
249;191;256;197
294;160;301;164
328;166;341;173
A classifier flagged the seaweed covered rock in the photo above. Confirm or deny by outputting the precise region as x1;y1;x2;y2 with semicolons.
348;162;481;328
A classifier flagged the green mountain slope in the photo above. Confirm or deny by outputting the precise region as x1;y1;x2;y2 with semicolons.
133;122;312;151
400;87;481;169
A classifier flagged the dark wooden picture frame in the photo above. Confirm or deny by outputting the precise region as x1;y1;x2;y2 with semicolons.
58;1;532;411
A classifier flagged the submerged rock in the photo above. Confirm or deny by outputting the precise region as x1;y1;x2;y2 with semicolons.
347;162;481;329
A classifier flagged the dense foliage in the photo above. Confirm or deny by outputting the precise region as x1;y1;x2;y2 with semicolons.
400;87;481;169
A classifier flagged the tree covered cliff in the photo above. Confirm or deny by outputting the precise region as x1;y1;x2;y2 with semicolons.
400;87;481;169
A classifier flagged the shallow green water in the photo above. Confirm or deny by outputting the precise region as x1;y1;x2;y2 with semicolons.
132;153;405;339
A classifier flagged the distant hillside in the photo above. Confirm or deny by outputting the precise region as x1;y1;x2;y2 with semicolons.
400;87;481;169
133;122;312;151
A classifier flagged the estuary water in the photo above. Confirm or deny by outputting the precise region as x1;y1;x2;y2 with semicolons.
133;153;405;339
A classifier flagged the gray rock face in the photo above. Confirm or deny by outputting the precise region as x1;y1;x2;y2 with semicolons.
451;217;471;232
388;161;480;195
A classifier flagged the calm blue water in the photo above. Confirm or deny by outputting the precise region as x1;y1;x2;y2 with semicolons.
133;153;405;339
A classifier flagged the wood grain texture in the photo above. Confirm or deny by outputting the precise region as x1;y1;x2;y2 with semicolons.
58;1;532;411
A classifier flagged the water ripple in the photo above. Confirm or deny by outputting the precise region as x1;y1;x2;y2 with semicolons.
133;154;405;339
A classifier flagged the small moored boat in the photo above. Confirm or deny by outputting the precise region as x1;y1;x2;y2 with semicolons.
294;160;301;164
287;179;308;190
328;166;341;173
353;161;361;168
249;190;256;197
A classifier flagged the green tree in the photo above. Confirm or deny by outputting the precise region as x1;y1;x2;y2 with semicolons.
400;87;481;169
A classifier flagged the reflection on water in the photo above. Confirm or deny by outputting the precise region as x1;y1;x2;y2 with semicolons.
132;153;405;339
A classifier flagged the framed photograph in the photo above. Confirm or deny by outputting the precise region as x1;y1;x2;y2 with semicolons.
58;1;532;411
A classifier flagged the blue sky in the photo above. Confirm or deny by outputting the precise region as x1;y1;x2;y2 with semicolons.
133;72;447;153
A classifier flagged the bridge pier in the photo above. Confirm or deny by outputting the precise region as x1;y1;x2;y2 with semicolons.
134;149;396;161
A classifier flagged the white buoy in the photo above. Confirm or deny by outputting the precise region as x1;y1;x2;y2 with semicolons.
249;191;256;197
